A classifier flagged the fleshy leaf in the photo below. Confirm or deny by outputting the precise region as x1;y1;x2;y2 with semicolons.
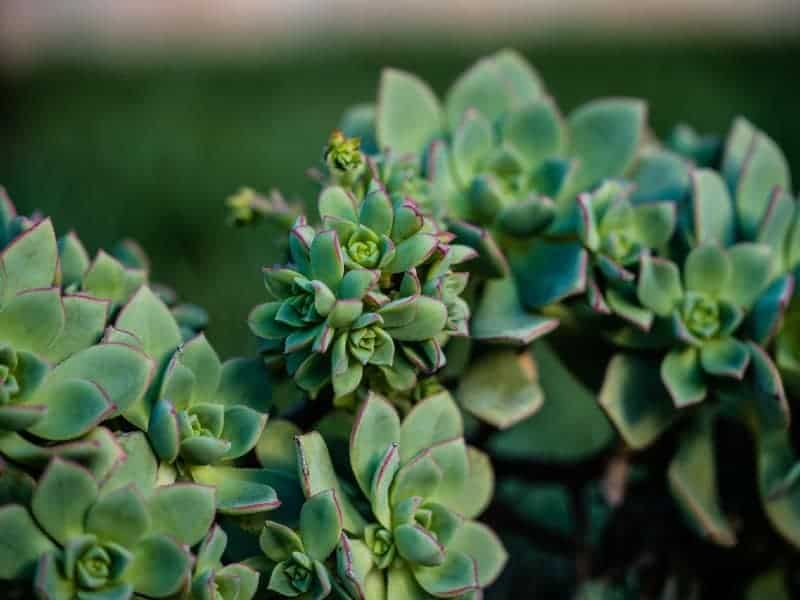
0;505;55;579
350;394;401;497
300;489;343;561
377;69;442;156
32;458;98;545
457;350;543;429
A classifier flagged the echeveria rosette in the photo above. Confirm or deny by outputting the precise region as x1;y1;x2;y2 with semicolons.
575;180;676;320
186;525;260;600
0;457;217;599
0;199;155;465
250;182;472;401
106;285;278;516
257;489;343;599
286;392;506;598
339;51;649;301
636;243;778;406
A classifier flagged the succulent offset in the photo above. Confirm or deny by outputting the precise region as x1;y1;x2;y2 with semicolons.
4;47;800;599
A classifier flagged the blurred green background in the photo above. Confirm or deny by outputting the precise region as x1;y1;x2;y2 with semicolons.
2;41;799;358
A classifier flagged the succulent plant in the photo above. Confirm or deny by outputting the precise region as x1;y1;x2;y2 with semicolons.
8;47;800;600
253;391;506;598
248;158;475;402
0;456;214;599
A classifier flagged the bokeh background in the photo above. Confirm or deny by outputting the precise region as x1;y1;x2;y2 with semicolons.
1;0;799;360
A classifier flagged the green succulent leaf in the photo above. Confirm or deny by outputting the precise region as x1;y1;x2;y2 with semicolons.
668;413;736;547
561;99;646;203
350;394;401;497
399;391;462;463
457;349;543;429
32;458;98;545
0;505;55;579
599;354;677;449
447;521;508;587
691;169;736;246
471;276;558;346
377;68;442;156
85;483;151;548
147;483;216;545
637;255;683;317
300;489;343;561
127;534;191;598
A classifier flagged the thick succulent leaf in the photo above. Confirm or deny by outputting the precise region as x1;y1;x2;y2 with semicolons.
0;403;46;432
445;49;542;131
85;483;151;547
757;431;800;549
32;458;98;544
722;116;756;189
82;251;145;305
399;391;462;463
217;563;260;600
513;240;587;309
412;550;478;597
741;342;789;432
447;521;508;587
384;296;447;341
310;230;344;291
719;243;773;309
490;342;614;461
390;451;443;506
319;186;358;223
28;377;114;442
387;561;432;600
176;333;222;403
296;432;366;534
43;342;153;420
496;194;556;237
561;99;646;202
34;551;76;600
395;523;445;567
260;521;304;562
637;255;683;317
0;218;57;302
384;234;439;274
745;274;794;344
0;505;55;579
360;188;394;237
190;465;282;516
736;129;791;239
684;244;731;295
339;269;378;301
447;220;509;278
471;276;558;345
502;99;563;169
757;189;794;268
631;149;690;204
100;432;157;496
180;435;231;465
128;534;191;597
58;232;91;288
0;287;65;354
336;535;385;600
425;438;470;509
377;68;442;156
350;394;401;496
668;414;736;547
599;354;677;449
700;337;750;379
195;524;228;575
449;446;495;519
256;418;301;473
300;489;343;561
115;286;182;359
216;357;272;412
661;346;707;407
222;405;267;460
452;111;492;184
44;295;109;363
691;169;736;246
633;201;676;248
457;349;543;429
148;483;216;545
370;444;400;528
